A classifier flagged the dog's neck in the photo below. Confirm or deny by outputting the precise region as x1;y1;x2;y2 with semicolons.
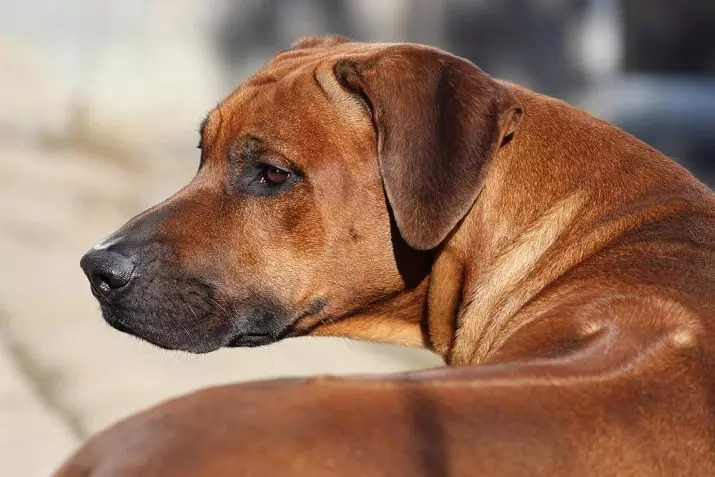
427;87;595;364
440;187;588;365
316;88;594;363
424;84;699;365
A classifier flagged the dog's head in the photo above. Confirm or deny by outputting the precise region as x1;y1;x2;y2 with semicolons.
80;36;522;353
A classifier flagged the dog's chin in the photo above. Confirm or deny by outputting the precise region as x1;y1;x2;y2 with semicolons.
98;302;297;353
100;308;230;354
93;285;324;353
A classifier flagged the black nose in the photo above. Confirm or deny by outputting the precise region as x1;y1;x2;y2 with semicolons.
80;248;135;296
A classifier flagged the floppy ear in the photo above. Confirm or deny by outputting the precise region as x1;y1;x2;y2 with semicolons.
333;46;523;250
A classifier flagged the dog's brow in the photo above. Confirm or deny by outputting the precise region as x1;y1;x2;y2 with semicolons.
198;109;222;160
197;112;219;169
199;116;209;138
200;108;223;140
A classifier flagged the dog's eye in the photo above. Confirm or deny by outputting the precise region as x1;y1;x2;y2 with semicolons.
260;166;290;186
235;158;298;197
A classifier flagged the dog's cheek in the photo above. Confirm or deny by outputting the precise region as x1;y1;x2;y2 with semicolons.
235;190;328;292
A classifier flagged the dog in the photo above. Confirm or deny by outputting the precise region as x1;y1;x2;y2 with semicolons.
64;36;715;475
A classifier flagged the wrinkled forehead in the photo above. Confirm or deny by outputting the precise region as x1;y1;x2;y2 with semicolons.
196;43;386;165
200;41;388;145
198;57;329;159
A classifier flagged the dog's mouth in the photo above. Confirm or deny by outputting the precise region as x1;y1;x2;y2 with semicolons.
91;277;330;353
96;297;299;353
105;314;186;351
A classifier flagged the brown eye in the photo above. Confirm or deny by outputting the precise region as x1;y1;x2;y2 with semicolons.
261;166;290;185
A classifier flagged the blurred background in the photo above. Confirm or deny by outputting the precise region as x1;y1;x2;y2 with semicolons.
1;0;713;475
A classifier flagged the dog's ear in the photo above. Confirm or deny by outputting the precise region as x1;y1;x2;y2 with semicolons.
333;46;522;250
291;35;351;50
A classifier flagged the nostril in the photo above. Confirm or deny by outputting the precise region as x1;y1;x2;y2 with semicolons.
94;269;128;290
80;249;135;295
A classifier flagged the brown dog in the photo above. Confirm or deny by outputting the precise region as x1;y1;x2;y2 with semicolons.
65;36;715;475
